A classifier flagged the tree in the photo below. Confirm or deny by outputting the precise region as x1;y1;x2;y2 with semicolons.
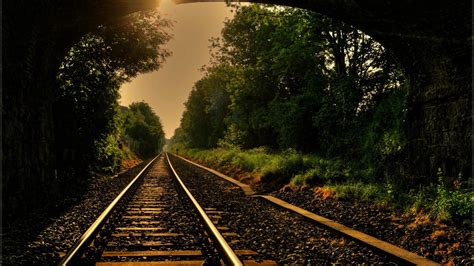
179;64;233;148
212;4;404;154
123;102;165;158
54;10;171;177
174;4;407;181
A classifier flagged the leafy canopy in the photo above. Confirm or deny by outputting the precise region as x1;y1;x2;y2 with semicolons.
55;10;171;175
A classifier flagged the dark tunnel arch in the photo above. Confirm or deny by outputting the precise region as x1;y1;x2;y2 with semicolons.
2;0;471;217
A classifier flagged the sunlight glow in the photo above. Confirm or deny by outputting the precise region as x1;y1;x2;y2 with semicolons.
119;2;234;138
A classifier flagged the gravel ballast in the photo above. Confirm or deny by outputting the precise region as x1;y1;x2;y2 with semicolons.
169;154;397;264
2;162;147;265
272;188;472;265
5;152;463;265
94;155;218;263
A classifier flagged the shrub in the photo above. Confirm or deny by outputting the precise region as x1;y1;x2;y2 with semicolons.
431;170;473;220
173;146;473;222
94;135;124;174
407;170;473;221
291;168;323;186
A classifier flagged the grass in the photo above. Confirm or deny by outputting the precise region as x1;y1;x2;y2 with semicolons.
324;182;387;202
172;146;351;186
169;145;473;221
407;172;473;221
174;145;351;185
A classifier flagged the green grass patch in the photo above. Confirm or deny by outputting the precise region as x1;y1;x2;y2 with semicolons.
324;182;387;203
171;146;352;186
169;145;473;221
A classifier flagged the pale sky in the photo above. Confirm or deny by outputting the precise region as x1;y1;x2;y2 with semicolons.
119;1;234;138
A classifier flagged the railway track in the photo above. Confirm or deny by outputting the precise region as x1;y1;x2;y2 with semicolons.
60;154;275;265
166;154;440;265
60;152;439;265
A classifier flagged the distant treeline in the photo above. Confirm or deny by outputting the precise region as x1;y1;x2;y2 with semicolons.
171;5;406;182
121;102;166;160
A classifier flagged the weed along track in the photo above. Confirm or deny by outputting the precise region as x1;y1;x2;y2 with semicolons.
59;154;275;265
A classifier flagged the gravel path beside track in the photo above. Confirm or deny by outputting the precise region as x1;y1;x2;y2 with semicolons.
272;188;472;265
169;154;397;264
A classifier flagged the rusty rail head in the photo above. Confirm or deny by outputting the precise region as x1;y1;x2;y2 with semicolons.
165;152;243;266
59;154;161;266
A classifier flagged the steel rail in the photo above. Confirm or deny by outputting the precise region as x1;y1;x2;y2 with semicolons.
59;154;161;266
165;152;243;266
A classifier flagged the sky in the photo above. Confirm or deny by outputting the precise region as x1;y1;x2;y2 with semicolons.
119;1;234;138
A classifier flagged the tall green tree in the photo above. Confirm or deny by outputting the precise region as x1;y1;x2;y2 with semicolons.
174;4;407;181
179;64;233;148
210;5;404;154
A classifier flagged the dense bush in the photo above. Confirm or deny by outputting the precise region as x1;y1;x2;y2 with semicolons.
408;170;473;220
173;147;351;186
174;147;473;220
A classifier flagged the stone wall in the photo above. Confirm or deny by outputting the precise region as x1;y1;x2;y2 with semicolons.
2;0;159;220
404;40;471;181
3;5;58;218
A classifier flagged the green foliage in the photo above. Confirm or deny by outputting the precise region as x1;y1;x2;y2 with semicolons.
360;87;407;182
94;134;124;174
216;5;404;154
54;10;171;176
257;150;305;184
291;160;351;186
288;155;351;186
429;170;473;220
122;102;165;159
171;2;410;197
178;65;233;148
173;4;406;181
172;146;351;186
395;169;473;220
174;144;473;220
325;183;386;202
168;4;473;222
